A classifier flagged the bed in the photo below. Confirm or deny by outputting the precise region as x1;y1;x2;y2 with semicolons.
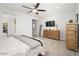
0;34;45;56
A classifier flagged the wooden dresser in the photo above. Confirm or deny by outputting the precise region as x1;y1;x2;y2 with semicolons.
66;23;79;51
43;29;60;40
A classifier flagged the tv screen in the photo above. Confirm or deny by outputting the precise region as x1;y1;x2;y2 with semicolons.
46;21;55;27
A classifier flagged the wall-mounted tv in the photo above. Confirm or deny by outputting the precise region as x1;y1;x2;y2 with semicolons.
46;21;55;27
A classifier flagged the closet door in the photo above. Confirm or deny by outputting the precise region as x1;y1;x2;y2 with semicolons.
8;17;15;35
0;19;3;33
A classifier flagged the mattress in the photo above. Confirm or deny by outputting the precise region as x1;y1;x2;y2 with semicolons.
0;37;31;56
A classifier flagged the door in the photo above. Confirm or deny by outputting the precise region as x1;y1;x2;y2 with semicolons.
39;25;43;36
32;19;37;36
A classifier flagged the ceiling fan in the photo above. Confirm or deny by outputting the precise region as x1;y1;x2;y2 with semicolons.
22;3;46;15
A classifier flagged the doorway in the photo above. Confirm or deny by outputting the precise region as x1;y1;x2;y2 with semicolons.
3;23;8;34
32;19;37;37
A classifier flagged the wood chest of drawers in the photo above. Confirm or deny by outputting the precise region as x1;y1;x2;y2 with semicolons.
66;23;79;51
43;30;60;40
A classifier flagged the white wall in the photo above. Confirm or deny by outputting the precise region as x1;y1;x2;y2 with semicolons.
40;13;76;40
0;14;15;35
0;14;3;34
2;14;15;35
0;13;37;37
16;14;36;37
76;4;79;23
8;16;15;35
0;12;38;37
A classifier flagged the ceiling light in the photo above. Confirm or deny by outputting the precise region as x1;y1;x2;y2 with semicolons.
33;9;37;13
56;6;59;9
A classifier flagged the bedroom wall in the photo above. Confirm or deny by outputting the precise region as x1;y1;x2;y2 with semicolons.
0;13;38;37
2;14;15;35
76;4;79;23
40;13;76;40
0;14;15;35
16;14;36;37
0;14;3;34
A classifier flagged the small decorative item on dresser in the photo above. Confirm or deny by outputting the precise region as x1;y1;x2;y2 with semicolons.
68;19;73;23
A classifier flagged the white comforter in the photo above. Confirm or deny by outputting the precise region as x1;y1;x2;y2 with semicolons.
0;37;31;56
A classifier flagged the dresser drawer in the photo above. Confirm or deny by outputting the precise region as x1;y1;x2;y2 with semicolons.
67;36;76;40
66;24;76;28
66;27;76;31
66;31;76;36
68;45;77;50
68;40;77;45
66;24;76;30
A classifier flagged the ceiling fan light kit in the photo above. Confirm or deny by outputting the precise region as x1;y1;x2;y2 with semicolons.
22;3;46;15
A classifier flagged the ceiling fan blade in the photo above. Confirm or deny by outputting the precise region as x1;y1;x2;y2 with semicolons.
27;11;32;13
22;5;32;10
37;9;46;11
35;3;40;9
36;12;39;15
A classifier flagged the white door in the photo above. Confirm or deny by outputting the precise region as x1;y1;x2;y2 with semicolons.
32;20;37;36
8;17;15;35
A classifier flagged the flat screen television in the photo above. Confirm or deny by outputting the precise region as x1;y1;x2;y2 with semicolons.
46;21;55;27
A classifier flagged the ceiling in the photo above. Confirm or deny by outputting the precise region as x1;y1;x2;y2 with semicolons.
0;3;78;16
